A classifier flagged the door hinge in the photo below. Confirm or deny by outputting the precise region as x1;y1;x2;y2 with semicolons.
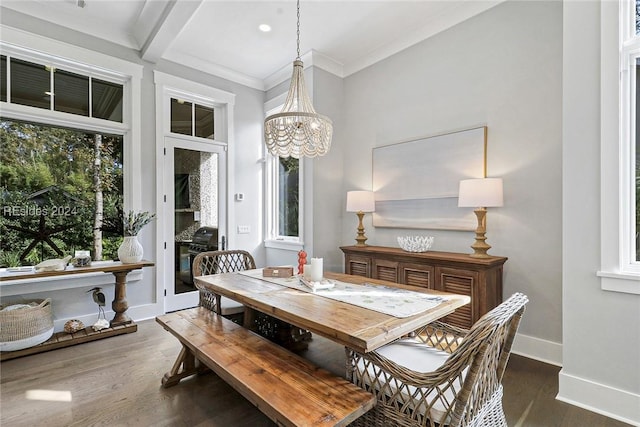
164;242;167;249
164;147;166;155
164;194;167;203
164;289;167;297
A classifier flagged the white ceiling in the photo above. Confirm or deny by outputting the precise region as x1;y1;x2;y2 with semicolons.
1;0;502;90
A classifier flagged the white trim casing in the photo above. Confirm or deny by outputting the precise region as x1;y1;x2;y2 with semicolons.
153;71;235;313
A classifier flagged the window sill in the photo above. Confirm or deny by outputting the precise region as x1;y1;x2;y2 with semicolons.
0;264;144;297
264;239;304;252
597;270;640;295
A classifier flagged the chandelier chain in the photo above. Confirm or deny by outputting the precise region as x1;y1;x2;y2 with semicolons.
296;0;301;59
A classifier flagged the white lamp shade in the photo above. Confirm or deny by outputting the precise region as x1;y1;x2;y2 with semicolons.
458;178;504;208
346;191;375;212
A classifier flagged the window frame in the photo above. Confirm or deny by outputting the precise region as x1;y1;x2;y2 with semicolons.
0;27;142;211
598;0;640;293
263;102;305;249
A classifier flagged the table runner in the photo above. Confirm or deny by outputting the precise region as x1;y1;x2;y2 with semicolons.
237;269;445;318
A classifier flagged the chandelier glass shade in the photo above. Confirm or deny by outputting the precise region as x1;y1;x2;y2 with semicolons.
264;1;333;158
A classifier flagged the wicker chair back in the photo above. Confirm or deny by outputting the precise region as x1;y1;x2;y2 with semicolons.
347;292;528;427
192;250;256;314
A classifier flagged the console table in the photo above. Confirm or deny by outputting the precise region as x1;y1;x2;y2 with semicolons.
0;260;154;361
340;246;506;328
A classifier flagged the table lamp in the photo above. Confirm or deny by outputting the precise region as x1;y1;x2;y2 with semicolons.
458;178;503;258
346;191;375;246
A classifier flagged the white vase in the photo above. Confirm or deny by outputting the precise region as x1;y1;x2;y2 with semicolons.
118;236;143;263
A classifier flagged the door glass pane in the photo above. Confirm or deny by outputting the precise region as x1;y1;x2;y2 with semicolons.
195;104;214;139
1;55;6;102
174;147;219;294
171;98;192;136
55;69;89;116
10;58;50;110
92;78;123;122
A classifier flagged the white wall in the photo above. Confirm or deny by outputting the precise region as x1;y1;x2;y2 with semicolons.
561;1;640;424
311;68;345;272
332;1;564;361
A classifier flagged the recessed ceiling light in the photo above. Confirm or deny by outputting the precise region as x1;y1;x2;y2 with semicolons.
259;24;271;32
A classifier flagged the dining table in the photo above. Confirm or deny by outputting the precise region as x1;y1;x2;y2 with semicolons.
194;270;471;354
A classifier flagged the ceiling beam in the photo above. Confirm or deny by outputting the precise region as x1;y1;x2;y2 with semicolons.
137;0;204;64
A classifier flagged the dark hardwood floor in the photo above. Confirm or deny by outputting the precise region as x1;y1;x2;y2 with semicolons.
0;319;631;427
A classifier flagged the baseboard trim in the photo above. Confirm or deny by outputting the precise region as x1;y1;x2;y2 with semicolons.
558;370;640;426
53;302;162;332
511;332;563;366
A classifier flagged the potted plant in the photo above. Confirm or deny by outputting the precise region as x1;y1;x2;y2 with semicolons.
117;210;156;263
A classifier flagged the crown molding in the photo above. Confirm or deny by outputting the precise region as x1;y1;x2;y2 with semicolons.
162;49;265;91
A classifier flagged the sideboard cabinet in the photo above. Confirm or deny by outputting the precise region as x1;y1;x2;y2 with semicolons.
340;245;507;329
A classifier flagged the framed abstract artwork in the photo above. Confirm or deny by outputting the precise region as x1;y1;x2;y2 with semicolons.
372;126;487;230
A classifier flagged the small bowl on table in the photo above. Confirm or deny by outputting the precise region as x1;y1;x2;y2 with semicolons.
397;236;434;253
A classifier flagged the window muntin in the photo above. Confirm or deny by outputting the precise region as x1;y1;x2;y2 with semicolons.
1;55;7;103
2;56;123;123
170;97;214;140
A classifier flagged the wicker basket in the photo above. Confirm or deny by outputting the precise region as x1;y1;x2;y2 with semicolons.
0;298;54;352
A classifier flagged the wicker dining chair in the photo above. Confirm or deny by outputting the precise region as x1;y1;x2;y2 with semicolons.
192;249;256;320
192;249;312;349
346;292;528;427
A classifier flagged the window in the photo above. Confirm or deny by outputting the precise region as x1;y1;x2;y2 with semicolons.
277;157;300;237
0;120;124;266
598;1;640;292
620;1;640;267
264;102;304;245
170;97;214;139
1;55;123;122
266;154;303;243
0;38;139;267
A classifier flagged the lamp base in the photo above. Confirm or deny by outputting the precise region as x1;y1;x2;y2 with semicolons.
354;211;368;246
469;208;491;258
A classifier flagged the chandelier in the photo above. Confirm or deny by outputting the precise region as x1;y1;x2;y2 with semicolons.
264;0;333;158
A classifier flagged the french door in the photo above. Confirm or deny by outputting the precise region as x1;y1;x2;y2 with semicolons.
163;136;227;312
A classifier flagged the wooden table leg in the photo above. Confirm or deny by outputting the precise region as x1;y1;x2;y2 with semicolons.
111;270;131;326
162;344;208;388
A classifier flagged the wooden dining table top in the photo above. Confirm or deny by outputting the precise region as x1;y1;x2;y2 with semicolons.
194;271;470;353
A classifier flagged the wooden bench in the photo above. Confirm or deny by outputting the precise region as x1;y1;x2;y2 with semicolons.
156;307;375;427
